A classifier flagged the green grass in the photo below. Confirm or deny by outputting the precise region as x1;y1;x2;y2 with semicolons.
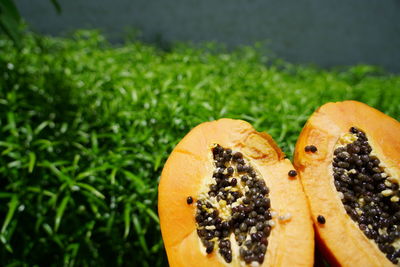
0;30;399;266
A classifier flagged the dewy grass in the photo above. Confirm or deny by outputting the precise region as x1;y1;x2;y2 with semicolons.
0;30;399;266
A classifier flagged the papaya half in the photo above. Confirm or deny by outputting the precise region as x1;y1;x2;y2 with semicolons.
294;100;400;266
158;119;314;267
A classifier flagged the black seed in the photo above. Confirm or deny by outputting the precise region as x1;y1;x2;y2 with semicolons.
305;146;310;152
288;170;297;177
205;232;214;240
233;152;243;160
234;228;241;236
256;222;264;231
349;209;359;220
337;152;349;160
249;211;258;218
358;174;369;182
350;127;359;133
334;147;345;155
256;213;265;221
237;158;245;165
355;159;363;167
264;198;271;208
255;253;264;263
249;170;257;177
231;191;240;199
248;218;256;226
392;183;399;191
340;174;351;183
230;178;237;186
238;212;246;221
347;144;360;154
221;221;230;229
227;167;234;175
223;152;231;161
372;167;381;173
317;215;326;224
215;230;222;237
260;186;269;195
237;164;244;172
222;230;229;237
338;161;350;168
196;214;203;223
187;196;193;204
386;245;395;254
251;233;260;241
220;246;228;255
377;183;386;191
225;252;232;263
213;145;222;155
244;255;252;264
217;167;225;174
309;145;317;152
246;180;254;187
263;225;271;236
239;222;248;232
264;211;272;220
206;243;214;254
372;158;380;166
360;154;369;162
344;192;354;201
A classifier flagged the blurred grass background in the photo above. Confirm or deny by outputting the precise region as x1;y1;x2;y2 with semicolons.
0;30;399;266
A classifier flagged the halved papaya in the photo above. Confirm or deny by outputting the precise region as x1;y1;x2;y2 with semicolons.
294;101;400;266
159;118;314;266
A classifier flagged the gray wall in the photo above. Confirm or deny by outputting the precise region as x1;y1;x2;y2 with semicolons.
17;0;400;72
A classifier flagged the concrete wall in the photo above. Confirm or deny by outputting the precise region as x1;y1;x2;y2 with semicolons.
17;0;400;72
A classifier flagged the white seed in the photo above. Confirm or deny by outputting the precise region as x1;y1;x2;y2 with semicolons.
338;192;344;199
348;169;357;174
251;262;259;267
391;196;400;202
270;211;277;218
355;208;362;215
268;221;276;227
278;213;292;222
385;180;392;187
382;189;394;197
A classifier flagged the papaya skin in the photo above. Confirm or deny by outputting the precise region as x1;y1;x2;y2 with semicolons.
294;100;400;267
159;118;314;267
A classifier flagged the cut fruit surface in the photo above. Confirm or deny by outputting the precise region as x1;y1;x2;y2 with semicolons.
159;118;314;267
294;101;400;266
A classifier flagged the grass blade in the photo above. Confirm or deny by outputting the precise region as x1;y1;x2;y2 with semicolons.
123;203;131;239
1;195;18;234
75;182;105;199
132;214;149;256
54;195;70;232
28;151;36;173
